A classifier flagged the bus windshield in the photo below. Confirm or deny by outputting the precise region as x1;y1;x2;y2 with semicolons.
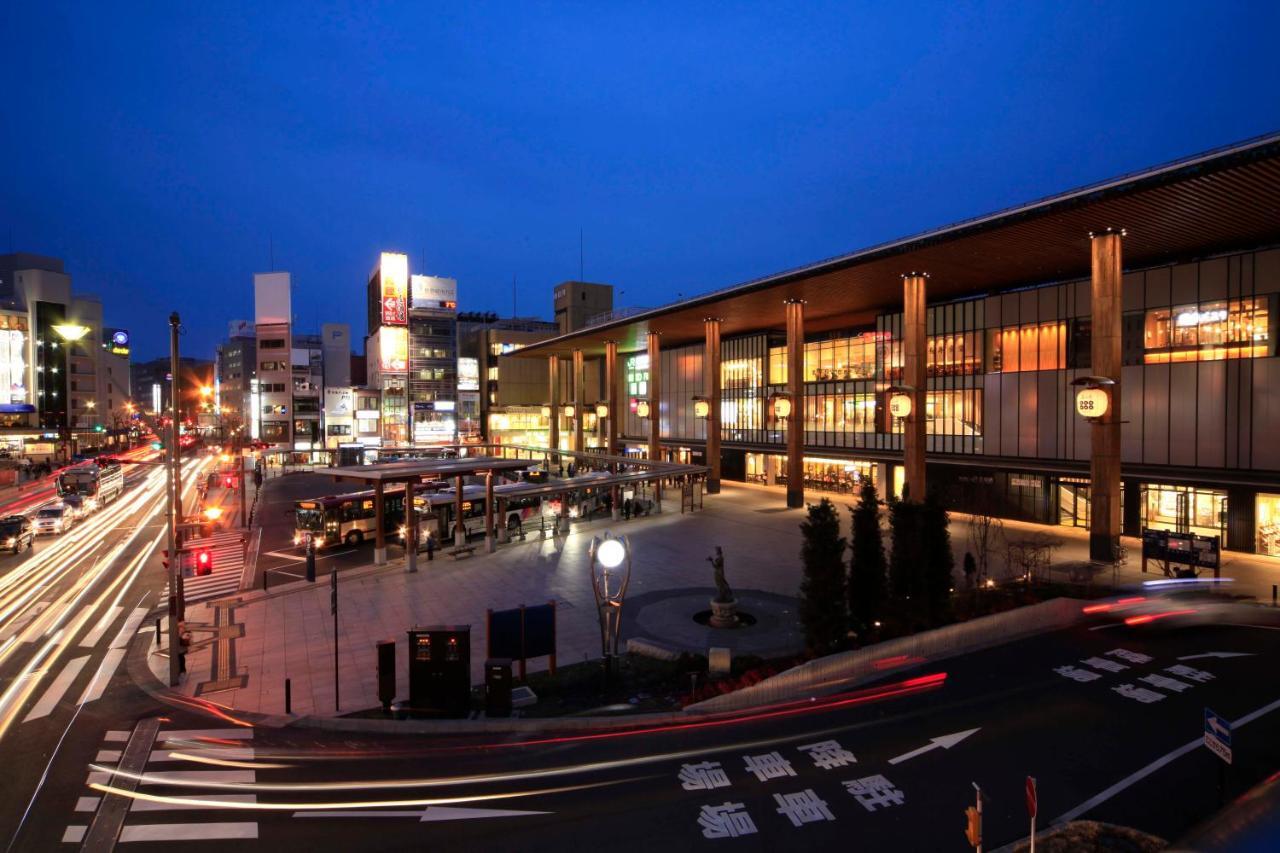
296;508;324;531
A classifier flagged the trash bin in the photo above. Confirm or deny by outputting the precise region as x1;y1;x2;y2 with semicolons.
485;658;512;718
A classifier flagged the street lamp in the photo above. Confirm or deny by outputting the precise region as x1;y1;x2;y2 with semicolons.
540;404;552;419
594;401;609;419
635;399;651;418
886;384;917;419
52;323;90;342
562;404;575;419
692;395;710;418
589;533;632;682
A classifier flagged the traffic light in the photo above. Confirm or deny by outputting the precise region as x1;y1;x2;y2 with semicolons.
151;441;163;450
964;806;982;848
195;548;213;575
224;474;234;489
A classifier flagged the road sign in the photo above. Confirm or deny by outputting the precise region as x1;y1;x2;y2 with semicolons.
1204;708;1232;764
1025;776;1037;818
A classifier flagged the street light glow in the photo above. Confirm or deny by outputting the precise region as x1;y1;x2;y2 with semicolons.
596;537;626;569
52;323;91;341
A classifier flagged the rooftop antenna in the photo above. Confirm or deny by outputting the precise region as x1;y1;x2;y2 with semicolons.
579;228;584;281
512;273;517;318
269;234;275;272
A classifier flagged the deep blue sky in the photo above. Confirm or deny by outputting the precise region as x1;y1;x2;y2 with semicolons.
4;2;1278;361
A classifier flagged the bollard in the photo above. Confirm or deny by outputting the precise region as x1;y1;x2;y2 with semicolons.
154;617;161;649
285;678;292;714
1273;584;1277;608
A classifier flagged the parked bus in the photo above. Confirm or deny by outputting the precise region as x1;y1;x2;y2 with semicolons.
56;460;124;509
428;485;544;539
294;486;412;547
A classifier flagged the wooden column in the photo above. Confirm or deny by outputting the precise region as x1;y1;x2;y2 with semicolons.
704;317;722;494
647;332;662;509
572;348;585;454
785;299;805;508
902;273;928;501
454;473;466;548
605;340;619;455
484;469;496;553
547;355;560;466
374;480;387;565
1090;230;1124;561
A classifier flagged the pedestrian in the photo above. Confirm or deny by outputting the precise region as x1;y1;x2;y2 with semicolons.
426;531;435;561
623;498;632;520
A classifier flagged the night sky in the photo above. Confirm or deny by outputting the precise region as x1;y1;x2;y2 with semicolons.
4;2;1278;361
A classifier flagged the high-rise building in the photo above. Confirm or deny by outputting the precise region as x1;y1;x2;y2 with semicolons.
254;272;293;448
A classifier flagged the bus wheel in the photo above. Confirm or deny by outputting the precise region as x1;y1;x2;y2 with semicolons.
345;531;363;546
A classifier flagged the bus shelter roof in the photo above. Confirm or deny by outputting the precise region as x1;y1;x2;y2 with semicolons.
313;456;533;484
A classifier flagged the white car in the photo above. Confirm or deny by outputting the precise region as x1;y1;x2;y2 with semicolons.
35;505;71;535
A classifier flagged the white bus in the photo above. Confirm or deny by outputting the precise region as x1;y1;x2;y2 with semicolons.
57;461;125;509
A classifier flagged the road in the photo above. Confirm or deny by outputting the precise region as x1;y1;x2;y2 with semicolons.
0;448;214;849
5;581;1279;849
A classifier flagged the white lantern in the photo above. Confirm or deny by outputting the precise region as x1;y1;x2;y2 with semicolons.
540;405;552;419
563;404;576;419
635;399;651;418
596;538;626;569
1075;387;1110;419
693;397;710;418
888;393;913;419
773;396;792;419
595;402;609;419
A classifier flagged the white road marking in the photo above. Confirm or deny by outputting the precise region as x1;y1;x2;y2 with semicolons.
118;823;259;841
79;605;123;647
61;825;86;843
0;601;49;642
108;607;149;649
157;728;254;741
18;602;65;644
130;793;258;811
1177;651;1256;660
150;747;256;762
95;750;122;763
264;550;305;562
137;769;257;784
103;730;130;742
60;604;96;637
1054;694;1280;824
887;729;980;765
23;656;90;722
77;648;126;705
86;771;112;786
75;796;100;812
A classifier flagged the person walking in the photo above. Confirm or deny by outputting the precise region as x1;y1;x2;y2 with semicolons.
426;531;436;562
623;497;632;520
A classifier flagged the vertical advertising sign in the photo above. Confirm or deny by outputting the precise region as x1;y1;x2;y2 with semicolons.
380;252;409;326
457;357;480;391
379;327;409;373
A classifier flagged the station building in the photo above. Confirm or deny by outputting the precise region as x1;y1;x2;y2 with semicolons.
516;134;1280;559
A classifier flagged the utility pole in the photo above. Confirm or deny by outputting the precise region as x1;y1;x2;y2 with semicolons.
167;312;182;686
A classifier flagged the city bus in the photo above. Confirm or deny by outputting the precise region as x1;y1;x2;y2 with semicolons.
427;485;544;539
57;460;125;509
294;486;413;548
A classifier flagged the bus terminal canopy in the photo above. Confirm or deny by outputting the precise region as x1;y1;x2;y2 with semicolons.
313;456;533;484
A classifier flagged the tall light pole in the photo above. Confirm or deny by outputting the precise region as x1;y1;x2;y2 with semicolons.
167;312;183;686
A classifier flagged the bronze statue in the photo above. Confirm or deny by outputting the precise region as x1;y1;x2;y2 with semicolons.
708;546;733;603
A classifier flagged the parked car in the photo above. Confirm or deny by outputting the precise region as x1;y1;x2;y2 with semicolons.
35;505;71;535
0;515;34;554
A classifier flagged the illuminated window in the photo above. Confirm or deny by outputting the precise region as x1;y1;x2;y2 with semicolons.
625;354;649;397
1142;299;1269;363
986;323;1065;373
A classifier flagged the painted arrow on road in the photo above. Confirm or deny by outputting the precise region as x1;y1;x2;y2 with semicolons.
887;728;980;765
296;806;551;822
1177;652;1255;661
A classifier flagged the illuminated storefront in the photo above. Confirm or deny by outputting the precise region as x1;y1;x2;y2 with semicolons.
1257;494;1280;557
1141;484;1227;542
1142;298;1271;363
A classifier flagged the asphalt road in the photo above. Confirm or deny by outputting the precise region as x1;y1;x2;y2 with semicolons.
7;594;1280;851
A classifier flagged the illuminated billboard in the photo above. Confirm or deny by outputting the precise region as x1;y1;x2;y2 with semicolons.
108;329;130;356
0;328;27;404
457;357;479;391
411;275;457;309
379;326;409;373
379;252;409;326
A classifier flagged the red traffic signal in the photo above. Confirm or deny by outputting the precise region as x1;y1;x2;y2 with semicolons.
223;475;234;489
964;806;981;848
195;548;213;575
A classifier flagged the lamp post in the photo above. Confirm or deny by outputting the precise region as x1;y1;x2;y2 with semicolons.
53;323;91;461
590;534;632;685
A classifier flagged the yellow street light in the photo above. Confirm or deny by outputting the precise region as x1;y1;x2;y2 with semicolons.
202;506;223;521
52;323;91;342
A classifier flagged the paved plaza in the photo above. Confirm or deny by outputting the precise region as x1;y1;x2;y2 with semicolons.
160;481;1280;720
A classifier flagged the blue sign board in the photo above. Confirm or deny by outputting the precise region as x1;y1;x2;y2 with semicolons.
1204;707;1232;764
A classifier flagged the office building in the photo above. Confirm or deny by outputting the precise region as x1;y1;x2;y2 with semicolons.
554;280;613;335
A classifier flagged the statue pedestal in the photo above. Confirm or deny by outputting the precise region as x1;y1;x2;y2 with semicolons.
709;597;739;628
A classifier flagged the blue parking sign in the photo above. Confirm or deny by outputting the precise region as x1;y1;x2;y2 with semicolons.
1204;708;1232;765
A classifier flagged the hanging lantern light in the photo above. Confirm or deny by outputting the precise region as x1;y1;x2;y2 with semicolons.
595;401;609;419
692;395;711;418
636;399;651;418
888;393;912;419
540;405;552;419
563;404;576;419
770;393;792;420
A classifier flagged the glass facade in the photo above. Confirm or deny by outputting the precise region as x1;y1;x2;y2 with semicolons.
986;322;1066;373
1142;298;1270;363
1141;484;1227;542
1257;494;1280;557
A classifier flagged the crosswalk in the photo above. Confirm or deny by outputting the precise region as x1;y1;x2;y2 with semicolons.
64;724;261;844
20;604;149;723
162;531;249;605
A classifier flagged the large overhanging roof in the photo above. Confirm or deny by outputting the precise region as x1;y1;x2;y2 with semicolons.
315;457;533;483
519;132;1280;358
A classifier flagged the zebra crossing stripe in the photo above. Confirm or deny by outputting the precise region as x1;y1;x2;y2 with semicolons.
118;823;258;841
77;649;126;706
80;605;123;648
24;655;90;722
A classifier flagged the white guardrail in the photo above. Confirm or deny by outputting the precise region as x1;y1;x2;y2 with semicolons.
685;597;1088;714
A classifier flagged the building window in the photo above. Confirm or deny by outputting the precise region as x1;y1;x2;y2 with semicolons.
1142;298;1270;363
260;361;286;372
986;322;1066;373
1258;494;1280;557
927;332;981;377
259;339;286;349
1141;484;1227;544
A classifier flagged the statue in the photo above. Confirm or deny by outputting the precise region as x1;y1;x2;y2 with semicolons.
708;546;732;603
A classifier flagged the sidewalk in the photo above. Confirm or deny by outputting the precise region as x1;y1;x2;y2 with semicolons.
167;484;813;718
